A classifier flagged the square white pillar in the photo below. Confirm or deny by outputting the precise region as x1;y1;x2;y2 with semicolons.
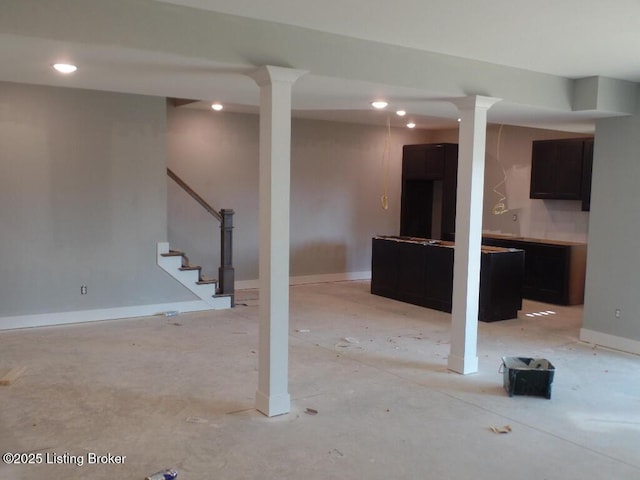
250;66;307;417
448;96;501;374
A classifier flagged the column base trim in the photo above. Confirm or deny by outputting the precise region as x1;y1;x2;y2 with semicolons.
256;390;291;417
448;354;479;374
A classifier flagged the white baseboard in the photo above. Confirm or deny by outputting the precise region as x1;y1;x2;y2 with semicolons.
235;271;371;290
0;300;215;331
1;272;372;330
580;328;640;356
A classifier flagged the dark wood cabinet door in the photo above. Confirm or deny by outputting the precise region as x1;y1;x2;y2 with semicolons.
423;146;445;178
479;251;524;321
423;244;454;311
396;242;429;306
552;140;584;198
530;141;557;197
402;145;444;179
400;180;433;238
530;139;584;200
581;139;594;211
521;244;570;304
370;238;399;298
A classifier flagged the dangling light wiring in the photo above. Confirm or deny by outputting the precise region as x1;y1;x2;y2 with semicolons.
380;116;391;210
492;124;510;215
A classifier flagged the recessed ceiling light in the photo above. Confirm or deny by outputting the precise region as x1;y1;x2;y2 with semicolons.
407;122;416;129
371;100;388;109
396;110;406;117
211;103;223;111
53;63;77;74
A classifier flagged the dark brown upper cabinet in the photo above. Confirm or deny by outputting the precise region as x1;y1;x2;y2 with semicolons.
529;138;594;211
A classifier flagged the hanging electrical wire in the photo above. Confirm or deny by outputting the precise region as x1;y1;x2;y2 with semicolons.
380;115;391;210
492;124;510;215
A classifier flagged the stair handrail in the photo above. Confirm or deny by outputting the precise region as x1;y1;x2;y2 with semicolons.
167;167;234;305
167;168;222;222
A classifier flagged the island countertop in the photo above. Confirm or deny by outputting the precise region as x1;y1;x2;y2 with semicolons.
373;235;522;254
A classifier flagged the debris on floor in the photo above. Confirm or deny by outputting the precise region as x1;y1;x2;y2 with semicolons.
336;336;360;347
185;416;208;424
225;407;254;415
328;448;345;464
145;467;178;480
296;329;311;333
163;310;180;317
305;407;318;415
490;425;512;434
0;366;27;386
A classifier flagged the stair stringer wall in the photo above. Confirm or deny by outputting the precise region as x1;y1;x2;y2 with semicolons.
157;242;231;310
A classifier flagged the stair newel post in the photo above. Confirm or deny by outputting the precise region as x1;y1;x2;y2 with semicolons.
219;208;235;306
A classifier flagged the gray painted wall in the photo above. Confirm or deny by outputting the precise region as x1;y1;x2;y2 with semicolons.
2;81;611;334
432;126;591;243
167;106;431;281
167;106;592;284
167;107;260;282
583;88;640;341
289;118;428;276
0;82;193;319
482;125;590;242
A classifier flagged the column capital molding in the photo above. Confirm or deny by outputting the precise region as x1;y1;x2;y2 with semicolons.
249;65;308;87
448;95;502;112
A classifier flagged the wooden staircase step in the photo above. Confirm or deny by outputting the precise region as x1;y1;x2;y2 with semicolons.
161;250;184;257
196;279;217;285
179;265;201;272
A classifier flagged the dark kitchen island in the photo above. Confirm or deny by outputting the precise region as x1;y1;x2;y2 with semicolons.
371;235;525;322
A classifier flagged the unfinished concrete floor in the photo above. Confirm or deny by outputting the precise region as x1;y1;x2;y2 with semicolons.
1;280;639;480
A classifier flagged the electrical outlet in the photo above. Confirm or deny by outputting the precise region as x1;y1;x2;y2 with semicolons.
81;285;88;295
615;308;621;319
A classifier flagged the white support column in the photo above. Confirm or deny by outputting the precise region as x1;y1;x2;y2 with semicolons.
250;65;307;417
447;95;501;374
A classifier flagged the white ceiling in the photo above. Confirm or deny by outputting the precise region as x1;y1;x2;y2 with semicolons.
157;0;640;82
3;0;639;133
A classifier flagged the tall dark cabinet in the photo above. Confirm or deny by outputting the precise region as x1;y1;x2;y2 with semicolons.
400;143;458;240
